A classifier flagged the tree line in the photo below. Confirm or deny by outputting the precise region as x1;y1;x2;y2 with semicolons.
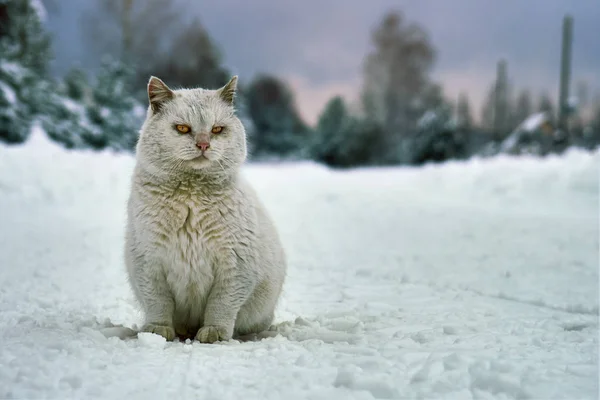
1;0;599;167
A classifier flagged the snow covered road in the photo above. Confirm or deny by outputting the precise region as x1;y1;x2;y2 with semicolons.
0;132;598;399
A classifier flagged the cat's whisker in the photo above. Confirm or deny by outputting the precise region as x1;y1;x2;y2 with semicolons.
215;158;227;176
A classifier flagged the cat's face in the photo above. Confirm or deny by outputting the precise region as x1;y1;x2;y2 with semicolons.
136;76;246;176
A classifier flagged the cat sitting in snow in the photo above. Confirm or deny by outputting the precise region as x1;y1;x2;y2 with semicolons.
125;76;286;343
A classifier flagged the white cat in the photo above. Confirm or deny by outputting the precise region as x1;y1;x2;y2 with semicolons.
125;76;286;343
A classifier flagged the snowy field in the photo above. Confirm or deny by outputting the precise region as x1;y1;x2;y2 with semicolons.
0;129;598;399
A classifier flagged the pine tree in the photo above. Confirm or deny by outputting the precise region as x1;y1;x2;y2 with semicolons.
312;96;348;164
413;97;459;164
82;0;178;84
361;10;435;163
456;92;473;131
316;97;347;140
245;75;308;158
0;0;91;148
0;0;51;75
41;59;145;151
153;18;229;91
82;0;230;99
40;67;102;150
63;67;89;101
0;0;52;143
0;0;145;150
87;56;142;151
592;102;600;135
510;89;533;130
538;92;555;124
329;118;383;167
480;85;496;132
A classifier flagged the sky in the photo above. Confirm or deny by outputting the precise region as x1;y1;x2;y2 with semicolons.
45;0;600;125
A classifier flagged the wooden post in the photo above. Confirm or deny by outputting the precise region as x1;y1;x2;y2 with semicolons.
558;15;573;133
493;59;508;140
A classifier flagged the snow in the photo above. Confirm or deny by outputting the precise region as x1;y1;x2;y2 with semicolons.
568;96;579;109
518;112;548;132
61;97;86;114
501;112;552;153
0;61;27;81
30;0;47;22
0;128;598;399
417;110;437;129
0;81;17;105
133;103;147;118
99;106;111;118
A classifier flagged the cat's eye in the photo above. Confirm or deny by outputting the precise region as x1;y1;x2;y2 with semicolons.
175;124;190;134
211;126;223;134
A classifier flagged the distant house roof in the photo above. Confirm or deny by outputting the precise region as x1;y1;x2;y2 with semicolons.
517;112;549;132
499;112;554;153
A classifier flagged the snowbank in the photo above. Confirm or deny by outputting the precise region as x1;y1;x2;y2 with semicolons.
0;130;598;399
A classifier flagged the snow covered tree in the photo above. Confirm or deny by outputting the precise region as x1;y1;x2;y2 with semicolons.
244;75;309;158
0;0;92;148
316;118;383;168
455;92;473;131
311;96;349;164
83;0;229;98
328;118;384;168
0;62;28;143
361;10;435;163
591;102;600;137
82;0;177;67
0;0;144;150
40;67;103;150
0;0;51;76
480;85;496;133
0;0;52;143
412;94;465;164
509;89;533;131
152;18;230;91
316;97;347;140
40;92;99;149
82;0;177;96
86;57;143;151
418;83;446;114
575;81;589;112
63;67;89;101
538;93;555;124
311;95;397;168
40;58;144;151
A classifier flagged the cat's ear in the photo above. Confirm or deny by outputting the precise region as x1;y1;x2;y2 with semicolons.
218;76;238;105
148;76;174;113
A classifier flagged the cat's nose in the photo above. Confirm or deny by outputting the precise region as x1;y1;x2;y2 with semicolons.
196;141;210;151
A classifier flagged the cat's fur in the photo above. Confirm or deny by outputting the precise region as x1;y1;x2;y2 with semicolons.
125;76;286;343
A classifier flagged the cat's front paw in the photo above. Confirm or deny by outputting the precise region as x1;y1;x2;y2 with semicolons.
195;325;231;343
141;323;176;341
